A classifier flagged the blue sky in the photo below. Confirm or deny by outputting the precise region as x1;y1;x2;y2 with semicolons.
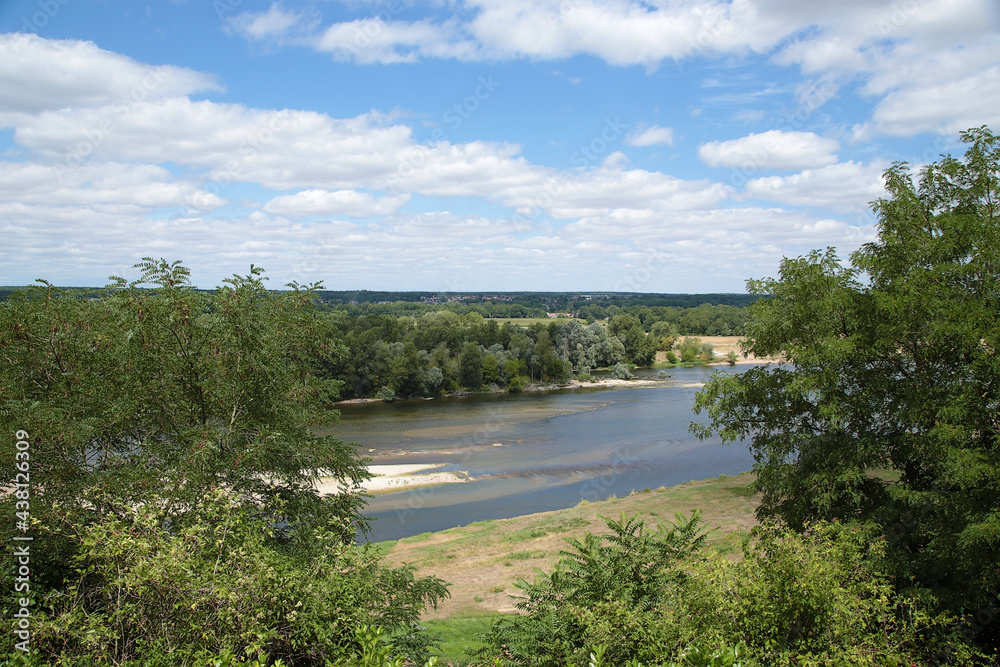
1;0;998;292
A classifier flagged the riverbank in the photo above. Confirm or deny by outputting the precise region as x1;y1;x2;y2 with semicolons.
335;337;777;406
334;376;666;405
377;471;761;621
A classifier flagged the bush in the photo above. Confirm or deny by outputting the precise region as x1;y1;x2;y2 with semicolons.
377;385;396;402
676;522;985;666
477;512;706;666
611;362;635;380
25;492;448;665
478;517;984;666
507;374;528;392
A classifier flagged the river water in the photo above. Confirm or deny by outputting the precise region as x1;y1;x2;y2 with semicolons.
334;365;756;542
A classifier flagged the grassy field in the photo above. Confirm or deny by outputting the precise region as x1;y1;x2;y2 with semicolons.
376;472;761;661
379;471;760;618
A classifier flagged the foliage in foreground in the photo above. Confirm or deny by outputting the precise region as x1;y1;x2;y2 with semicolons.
477;514;985;666
692;126;1000;648
0;261;447;663
15;494;446;664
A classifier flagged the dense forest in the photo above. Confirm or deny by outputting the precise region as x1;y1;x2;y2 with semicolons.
323;305;741;400
0;287;749;401
1;128;998;665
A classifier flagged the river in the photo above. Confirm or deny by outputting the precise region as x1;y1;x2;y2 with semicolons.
334;365;756;542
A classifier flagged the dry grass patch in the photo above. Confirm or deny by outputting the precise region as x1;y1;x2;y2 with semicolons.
377;472;761;619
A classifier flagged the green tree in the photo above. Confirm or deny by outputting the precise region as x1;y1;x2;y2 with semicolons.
1;260;369;563
482;352;501;386
610;314;649;364
477;513;706;667
0;260;449;662
692;127;1000;637
679;337;701;363
649;320;678;351
459;341;483;389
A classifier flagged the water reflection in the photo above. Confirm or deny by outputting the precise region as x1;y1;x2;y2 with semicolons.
332;365;755;542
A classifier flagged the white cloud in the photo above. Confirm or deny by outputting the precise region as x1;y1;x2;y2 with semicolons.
12;98;415;190
226;3;311;43
0;33;219;118
626;125;674;147
313;18;479;64
744;161;888;213
0;29;961;291
493;167;731;221
601;151;630;169
0;161;226;212
699;131;840;171
854;64;1000;140
224;0;1000;143
263;189;410;217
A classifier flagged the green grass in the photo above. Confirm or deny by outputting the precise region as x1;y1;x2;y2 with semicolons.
424;614;517;663
380;471;762;624
402;531;434;543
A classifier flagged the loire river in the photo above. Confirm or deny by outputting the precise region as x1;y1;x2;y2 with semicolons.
335;365;756;542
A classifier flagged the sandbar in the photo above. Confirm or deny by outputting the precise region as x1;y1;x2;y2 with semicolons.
315;463;468;494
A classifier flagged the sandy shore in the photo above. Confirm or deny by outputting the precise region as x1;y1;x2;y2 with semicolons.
563;378;663;389
315;463;469;494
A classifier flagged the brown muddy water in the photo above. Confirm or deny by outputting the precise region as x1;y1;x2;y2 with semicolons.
333;365;757;542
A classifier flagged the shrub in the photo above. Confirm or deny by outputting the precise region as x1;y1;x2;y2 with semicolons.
477;512;705;666
507;374;528;392
611;362;635;380
26;493;448;665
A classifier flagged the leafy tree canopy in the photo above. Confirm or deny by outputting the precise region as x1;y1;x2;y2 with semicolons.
1;259;371;580
692;127;1000;632
0;259;452;664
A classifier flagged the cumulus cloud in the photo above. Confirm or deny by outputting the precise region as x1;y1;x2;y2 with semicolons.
744;161;888;212
626;125;674;147
226;3;312;43
313;18;480;64
699;131;840;171
263;189;411;217
601;151;630;169
226;0;1000;143
0;33;220;118
854;64;1000;140
12;98;415;190
0;30;947;290
0;161;226;211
